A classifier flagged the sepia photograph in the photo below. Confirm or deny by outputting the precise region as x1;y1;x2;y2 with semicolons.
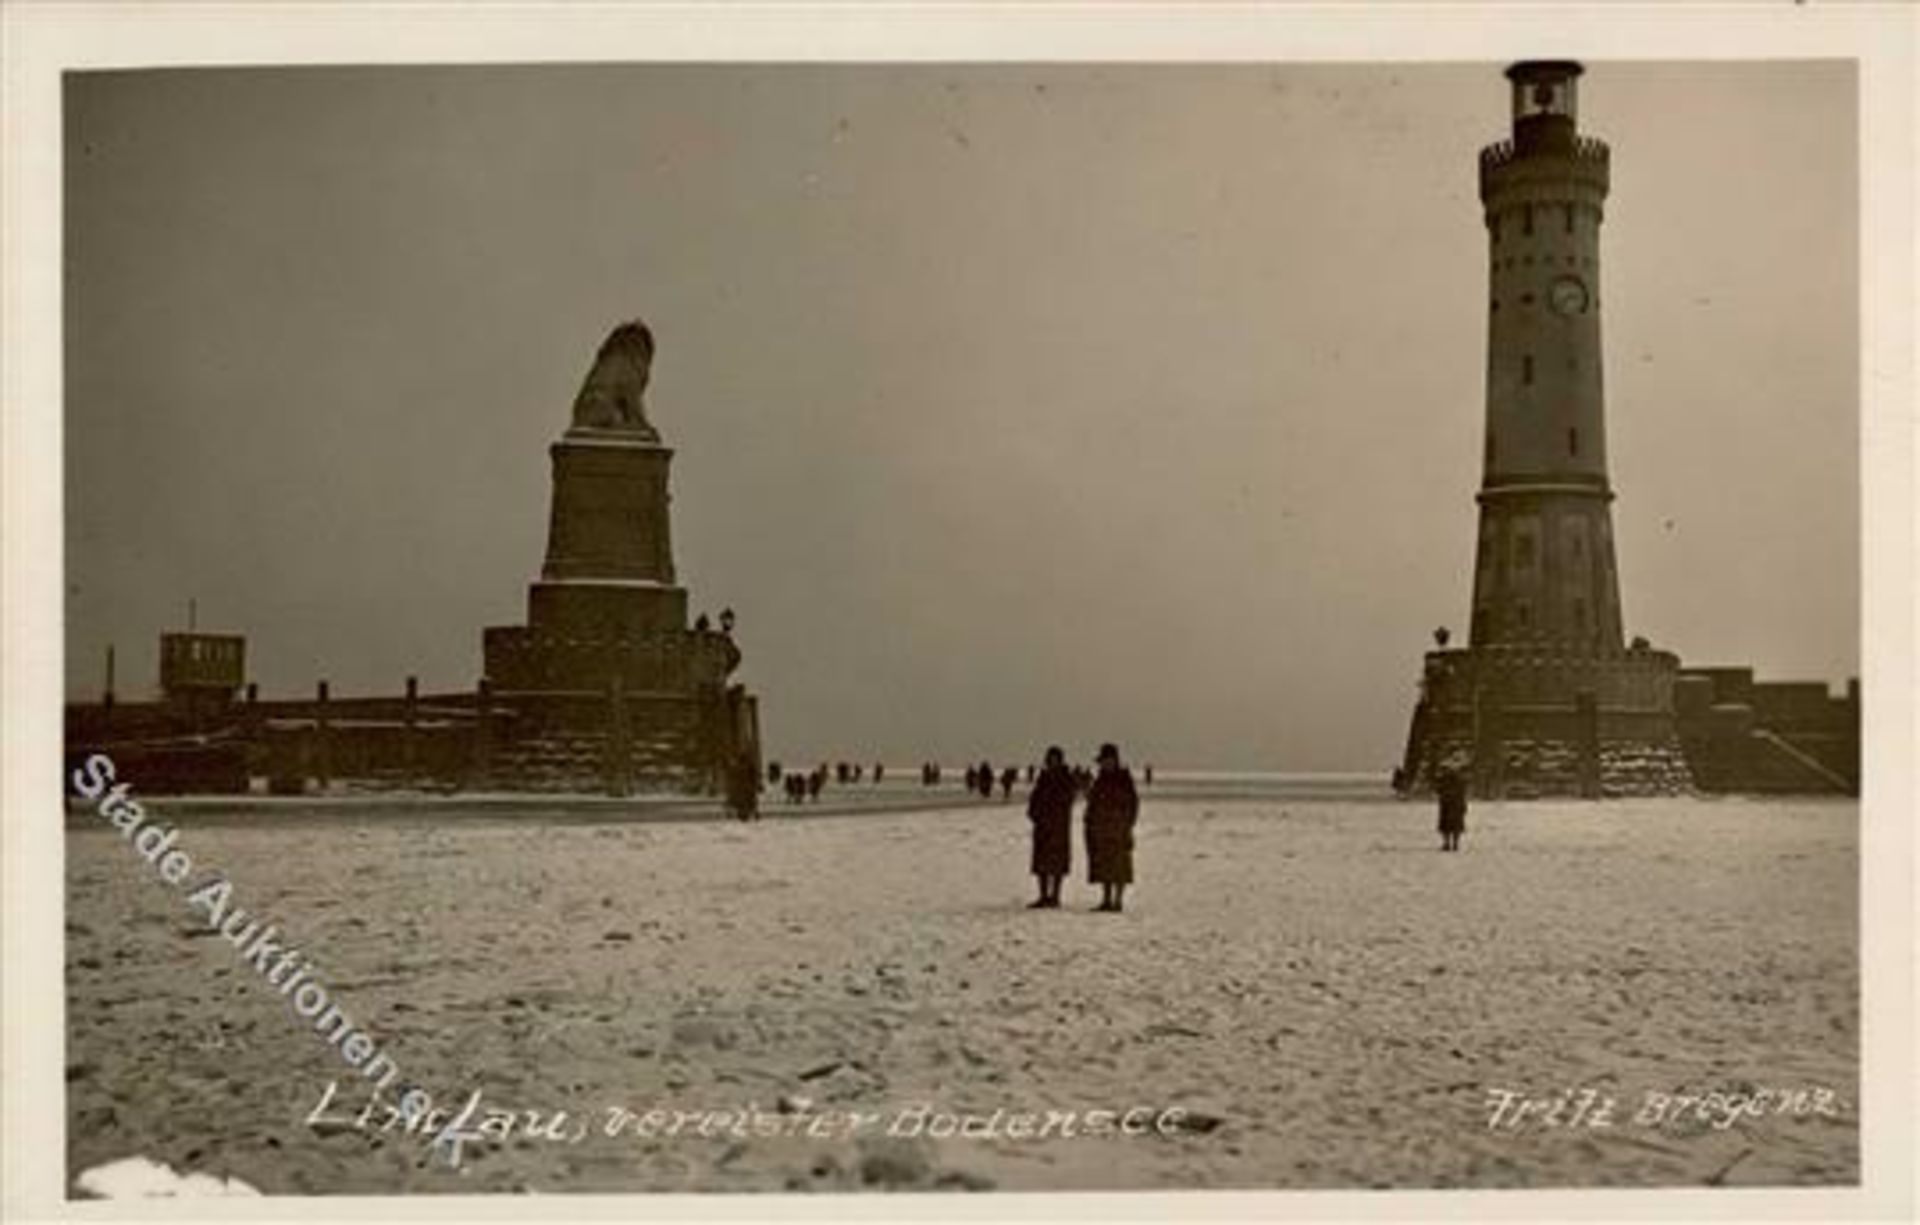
3;3;1913;1222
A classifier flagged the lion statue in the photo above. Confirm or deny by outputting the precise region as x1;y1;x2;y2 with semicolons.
569;320;660;437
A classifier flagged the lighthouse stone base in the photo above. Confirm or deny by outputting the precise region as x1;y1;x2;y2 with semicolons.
1402;644;1694;799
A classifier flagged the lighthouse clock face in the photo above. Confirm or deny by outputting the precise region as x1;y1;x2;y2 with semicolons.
1549;276;1590;316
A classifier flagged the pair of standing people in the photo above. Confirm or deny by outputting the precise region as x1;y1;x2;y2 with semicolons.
1026;743;1138;913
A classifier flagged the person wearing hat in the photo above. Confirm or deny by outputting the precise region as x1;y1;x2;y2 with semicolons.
1084;742;1140;912
1025;746;1076;909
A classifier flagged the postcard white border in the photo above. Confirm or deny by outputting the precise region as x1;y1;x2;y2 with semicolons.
3;4;1912;1223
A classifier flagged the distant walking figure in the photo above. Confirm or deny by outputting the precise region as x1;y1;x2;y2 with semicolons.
1436;767;1468;851
999;766;1017;801
1026;746;1075;909
1085;743;1139;912
977;761;995;800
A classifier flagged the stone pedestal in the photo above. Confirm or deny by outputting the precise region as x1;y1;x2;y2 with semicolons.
484;428;706;695
532;429;687;640
478;323;757;794
541;430;677;579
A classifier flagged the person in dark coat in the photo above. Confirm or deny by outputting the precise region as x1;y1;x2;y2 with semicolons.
726;754;760;822
1025;746;1075;909
1084;742;1139;912
1436;767;1468;851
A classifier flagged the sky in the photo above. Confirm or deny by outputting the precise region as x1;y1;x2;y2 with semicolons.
62;60;1858;770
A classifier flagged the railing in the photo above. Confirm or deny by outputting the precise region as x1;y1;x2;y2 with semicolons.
1479;135;1609;167
1479;135;1610;198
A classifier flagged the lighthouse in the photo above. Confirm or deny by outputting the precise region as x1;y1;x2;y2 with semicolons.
1397;62;1693;799
1472;62;1621;652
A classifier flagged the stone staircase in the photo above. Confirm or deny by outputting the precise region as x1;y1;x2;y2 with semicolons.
1750;730;1854;792
1713;730;1852;794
